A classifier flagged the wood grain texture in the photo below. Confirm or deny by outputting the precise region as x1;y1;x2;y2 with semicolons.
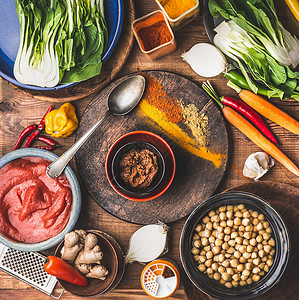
184;182;299;300
0;0;299;299
3;0;135;102
75;71;228;224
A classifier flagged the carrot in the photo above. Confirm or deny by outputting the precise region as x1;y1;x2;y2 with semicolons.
223;106;299;176
202;81;299;176
228;82;299;135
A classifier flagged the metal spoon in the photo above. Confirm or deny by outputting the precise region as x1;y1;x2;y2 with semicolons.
46;75;146;178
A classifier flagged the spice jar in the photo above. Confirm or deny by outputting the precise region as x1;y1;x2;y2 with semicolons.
132;10;176;60
141;258;180;298
155;0;199;30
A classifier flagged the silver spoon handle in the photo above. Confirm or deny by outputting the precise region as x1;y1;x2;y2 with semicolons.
47;110;110;178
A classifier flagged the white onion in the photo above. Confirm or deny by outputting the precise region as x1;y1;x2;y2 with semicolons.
124;223;169;264
182;43;227;78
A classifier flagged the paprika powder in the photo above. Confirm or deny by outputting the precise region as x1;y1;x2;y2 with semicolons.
133;10;176;60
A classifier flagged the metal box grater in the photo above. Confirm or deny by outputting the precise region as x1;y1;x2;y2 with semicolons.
0;243;63;299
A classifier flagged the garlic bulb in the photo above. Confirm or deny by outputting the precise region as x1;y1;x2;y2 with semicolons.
243;152;275;181
125;223;169;264
182;43;227;77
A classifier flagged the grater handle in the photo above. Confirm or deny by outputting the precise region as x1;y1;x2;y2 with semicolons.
51;288;64;299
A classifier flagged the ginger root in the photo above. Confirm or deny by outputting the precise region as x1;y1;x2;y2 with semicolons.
60;230;109;280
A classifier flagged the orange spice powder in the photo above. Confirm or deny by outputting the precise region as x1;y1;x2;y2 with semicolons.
138;74;226;167
142;75;183;123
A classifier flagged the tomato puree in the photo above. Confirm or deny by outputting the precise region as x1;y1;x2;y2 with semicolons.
0;157;72;243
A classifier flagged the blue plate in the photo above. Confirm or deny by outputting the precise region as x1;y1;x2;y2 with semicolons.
0;0;123;91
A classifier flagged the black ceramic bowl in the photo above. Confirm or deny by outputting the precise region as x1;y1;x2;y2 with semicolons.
180;191;290;300
106;131;176;201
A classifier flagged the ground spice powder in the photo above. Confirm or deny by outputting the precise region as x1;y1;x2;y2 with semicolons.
137;20;172;52
159;0;197;19
139;100;224;168
142;75;183;123
138;75;225;167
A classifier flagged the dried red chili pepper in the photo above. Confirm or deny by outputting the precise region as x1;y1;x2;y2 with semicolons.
13;124;37;150
221;96;278;144
44;256;88;286
24;106;53;148
35;146;56;151
26;135;58;147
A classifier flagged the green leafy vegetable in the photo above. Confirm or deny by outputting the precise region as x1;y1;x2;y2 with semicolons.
14;0;108;87
209;0;299;101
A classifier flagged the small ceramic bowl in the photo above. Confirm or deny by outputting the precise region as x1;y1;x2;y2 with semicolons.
106;131;176;201
54;230;123;297
180;191;290;299
0;148;81;251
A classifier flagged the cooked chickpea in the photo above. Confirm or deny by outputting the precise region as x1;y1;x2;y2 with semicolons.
218;266;225;274
243;252;251;259
224;234;230;242
258;214;264;221
228;239;236;247
252;275;260;282
232;281;238;287
239;225;245;232
225;282;232;288
224;227;231;235
227;219;234;227
264;245;271;253
239;257;246;264
198;264;206;272
252;267;260;274
222;259;230;268
232;274;240;281
199;256;206;263
263;232;270;240
226;211;233;219
209;236;215;244
212;246;221;255
206;251;213;259
266;259;273;266
211;262;218;271
213;273;221;281
195;224;202;232
203;216;210;223
246;278;253;285
219;206;226;212
243;232;252;240
208;210;216;217
235;211;243;218
252;218;259;225
247;245;254;253
235;237;243;245
266;227;272;234
256;235;263;243
237;264;244;272
243;239;249;246
215;239;223;246
206;267;214;275
222;272;230;281
206;222;213;231
242;218;250;226
222;242;229;250
216;232;225;240
193;239;201;248
234;251;241;259
242;269;250;277
201;237;209;246
268;238;275;247
234;217;241;225
219;254;225;262
203;246;210;252
259;250;265;258
245;262;253;270
211;215;220;222
205;259;212;267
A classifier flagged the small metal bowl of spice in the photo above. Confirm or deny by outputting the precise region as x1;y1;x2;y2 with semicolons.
106;131;176;201
155;0;199;30
132;10;176;60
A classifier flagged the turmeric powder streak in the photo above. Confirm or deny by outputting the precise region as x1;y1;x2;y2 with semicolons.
139;100;225;168
159;0;197;19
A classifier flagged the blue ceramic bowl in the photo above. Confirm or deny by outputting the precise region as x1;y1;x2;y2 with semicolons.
0;0;123;91
0;148;81;251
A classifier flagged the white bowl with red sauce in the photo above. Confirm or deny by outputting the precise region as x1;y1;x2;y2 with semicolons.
0;148;81;251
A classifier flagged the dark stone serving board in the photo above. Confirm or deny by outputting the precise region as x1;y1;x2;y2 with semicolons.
75;71;229;224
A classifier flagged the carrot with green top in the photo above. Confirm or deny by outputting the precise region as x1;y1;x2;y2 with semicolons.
202;81;299;177
228;82;299;135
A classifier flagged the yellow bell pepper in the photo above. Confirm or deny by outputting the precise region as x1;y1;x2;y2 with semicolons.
45;103;78;138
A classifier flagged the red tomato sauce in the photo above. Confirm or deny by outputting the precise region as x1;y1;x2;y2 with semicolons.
0;157;72;243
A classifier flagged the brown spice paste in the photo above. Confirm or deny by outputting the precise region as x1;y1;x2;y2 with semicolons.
120;149;159;189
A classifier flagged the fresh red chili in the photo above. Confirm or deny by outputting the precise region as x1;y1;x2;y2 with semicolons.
221;96;278;144
44;256;88;286
13;124;37;150
24;106;53;148
35;146;56;151
26;135;58;147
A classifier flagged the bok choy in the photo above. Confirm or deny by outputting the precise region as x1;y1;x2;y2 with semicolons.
209;0;299;101
14;0;108;87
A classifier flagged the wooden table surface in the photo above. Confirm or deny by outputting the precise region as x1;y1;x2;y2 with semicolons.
0;1;298;299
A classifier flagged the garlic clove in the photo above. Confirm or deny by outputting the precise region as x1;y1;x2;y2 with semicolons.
181;43;227;78
243;152;275;181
